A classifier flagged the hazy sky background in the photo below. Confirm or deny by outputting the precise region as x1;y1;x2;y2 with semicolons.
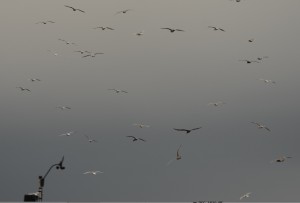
1;0;300;201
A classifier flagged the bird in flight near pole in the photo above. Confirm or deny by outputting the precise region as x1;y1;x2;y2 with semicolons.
83;171;103;175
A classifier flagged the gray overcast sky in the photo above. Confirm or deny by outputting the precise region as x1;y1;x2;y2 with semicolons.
0;0;300;202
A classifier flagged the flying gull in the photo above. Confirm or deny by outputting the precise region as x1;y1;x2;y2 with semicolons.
239;59;260;64
270;156;292;163
93;26;114;30
166;144;183;166
173;127;202;134
57;106;71;110
84;135;97;143
59;131;75;137
115;9;132;15
58;39;77;46
74;50;91;54
259;79;276;84
108;89;128;93
208;101;225;107
133;123;150;128
64;5;85;13
135;31;144;36
161;28;184;33
127;136;146;142
82;52;104;58
250;122;271;132
83;171;103;175
17;87;30;92
257;56;269;61
240;192;251;200
29;78;41;82
36;21;55;25
208;26;225;32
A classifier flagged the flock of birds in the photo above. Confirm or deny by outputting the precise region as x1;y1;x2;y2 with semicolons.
10;0;297;202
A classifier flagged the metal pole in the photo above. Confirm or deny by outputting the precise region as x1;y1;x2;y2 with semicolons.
36;156;65;202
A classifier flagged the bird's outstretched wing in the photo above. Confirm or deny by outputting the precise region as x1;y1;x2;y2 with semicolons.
250;121;260;126
191;127;202;131
161;28;172;31
138;138;146;142
76;9;85;13
64;5;74;9
173;128;188;132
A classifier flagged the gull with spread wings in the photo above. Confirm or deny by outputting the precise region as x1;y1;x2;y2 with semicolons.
270;156;292;163
161;28;184;33
127;136;146;142
108;89;128;94
166;144;183;166
251;122;271;132
115;9;132;15
240;192;251;200
83;171;103;175
64;5;85;13
17;87;31;92
36;21;55;25
173;127;202;134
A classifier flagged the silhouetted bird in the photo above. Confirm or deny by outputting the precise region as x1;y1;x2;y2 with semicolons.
82;52;104;58
36;21;55;24
208;101;225;107
135;31;144;36
74;50;91;54
93;26;114;30
239;59;260;64
259;78;276;84
115;9;131;15
17;87;30;92
270;156;292;163
64;5;85;13
176;144;182;160
127;136;146;142
84;135;97;143
133;123;150;128
257;56;269;61
57;106;71;110
173;127;202;134
108;89;128;93
161;28;184;33
208;26;225;32
58;39;77;46
251;122;271;131
29;78;41;82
